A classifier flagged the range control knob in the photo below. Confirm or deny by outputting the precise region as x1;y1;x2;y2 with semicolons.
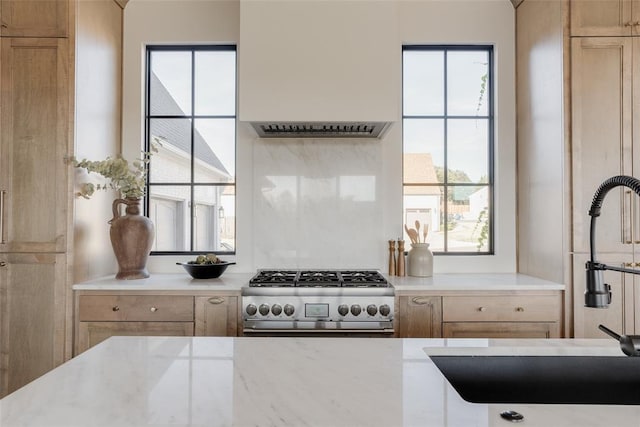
245;304;258;316
284;304;295;316
366;304;378;316
379;304;391;317
258;304;270;316
350;304;362;316
271;304;283;316
338;304;349;316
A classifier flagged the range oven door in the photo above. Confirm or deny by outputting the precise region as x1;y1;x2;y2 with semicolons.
242;320;395;337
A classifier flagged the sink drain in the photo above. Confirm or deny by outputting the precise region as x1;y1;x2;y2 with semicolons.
500;410;524;423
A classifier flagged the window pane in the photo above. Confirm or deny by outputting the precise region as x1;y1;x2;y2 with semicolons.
446;185;489;252
194;119;236;183
194;185;235;252
195;51;236;116
403;119;444;184
149;118;192;183
150;51;192;115
403;51;444;116
149;185;191;251
447;119;489;183
447;51;489;116
403;185;443;251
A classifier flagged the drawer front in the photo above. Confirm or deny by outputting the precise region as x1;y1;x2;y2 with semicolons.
442;295;560;322
78;295;194;322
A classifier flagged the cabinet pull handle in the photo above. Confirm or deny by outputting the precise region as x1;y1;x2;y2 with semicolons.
0;261;6;267
624;190;633;244
411;297;431;305
477;306;486;312
0;190;6;244
515;307;524;312
112;306;120;312
150;306;158;312
208;297;225;304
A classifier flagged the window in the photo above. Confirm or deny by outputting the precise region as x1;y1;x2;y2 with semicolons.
145;45;236;254
402;45;493;254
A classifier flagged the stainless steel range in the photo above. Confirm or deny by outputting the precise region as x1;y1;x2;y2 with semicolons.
242;270;394;336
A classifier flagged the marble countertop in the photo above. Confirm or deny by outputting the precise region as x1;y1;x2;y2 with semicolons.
1;337;635;427
72;273;253;292
389;273;564;293
73;273;564;293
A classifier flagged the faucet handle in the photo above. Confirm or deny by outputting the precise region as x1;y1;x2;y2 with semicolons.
598;324;640;357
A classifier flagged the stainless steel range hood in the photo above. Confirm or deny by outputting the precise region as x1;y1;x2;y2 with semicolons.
239;0;399;139
250;122;391;138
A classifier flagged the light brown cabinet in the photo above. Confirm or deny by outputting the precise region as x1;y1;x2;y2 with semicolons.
0;0;68;37
0;37;69;254
571;0;640;36
396;291;563;339
75;291;241;355
396;296;442;338
0;36;70;397
0;253;67;396
571;36;640;254
441;294;562;338
76;294;195;354
571;36;640;337
195;296;239;337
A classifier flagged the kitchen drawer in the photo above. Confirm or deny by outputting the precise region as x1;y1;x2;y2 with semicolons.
442;295;560;322
78;295;194;322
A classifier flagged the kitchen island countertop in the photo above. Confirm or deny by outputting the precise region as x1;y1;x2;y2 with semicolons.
0;336;635;427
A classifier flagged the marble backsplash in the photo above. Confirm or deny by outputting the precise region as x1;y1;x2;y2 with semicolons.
252;137;389;269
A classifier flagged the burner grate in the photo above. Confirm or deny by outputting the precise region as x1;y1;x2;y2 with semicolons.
297;271;341;287
248;269;388;287
249;270;298;287
340;271;388;287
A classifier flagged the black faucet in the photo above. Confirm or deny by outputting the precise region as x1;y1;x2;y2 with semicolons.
585;175;640;356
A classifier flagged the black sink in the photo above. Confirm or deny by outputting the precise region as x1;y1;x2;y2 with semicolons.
429;355;640;405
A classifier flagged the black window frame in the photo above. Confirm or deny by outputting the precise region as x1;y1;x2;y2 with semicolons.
402;44;495;255
144;44;237;256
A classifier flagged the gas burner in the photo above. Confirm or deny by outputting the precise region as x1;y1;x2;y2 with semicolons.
249;270;297;287
340;271;389;287
297;271;341;287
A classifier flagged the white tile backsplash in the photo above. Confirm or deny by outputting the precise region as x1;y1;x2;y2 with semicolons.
252;138;385;269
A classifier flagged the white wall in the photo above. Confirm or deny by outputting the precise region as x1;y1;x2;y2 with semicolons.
122;0;516;274
74;0;124;282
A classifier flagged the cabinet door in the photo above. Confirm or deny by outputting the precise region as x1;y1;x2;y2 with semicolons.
570;0;635;36
572;37;634;254
76;321;194;355
397;295;442;338
442;322;559;339
194;296;238;337
573;253;636;338
0;0;68;37
0;38;69;253
0;252;67;397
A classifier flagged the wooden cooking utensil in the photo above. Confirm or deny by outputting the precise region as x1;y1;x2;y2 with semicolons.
415;220;421;242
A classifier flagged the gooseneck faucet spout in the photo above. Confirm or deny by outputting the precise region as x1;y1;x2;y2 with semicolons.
586;175;640;308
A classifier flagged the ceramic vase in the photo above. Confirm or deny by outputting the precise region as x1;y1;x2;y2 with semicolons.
407;243;433;277
110;198;154;280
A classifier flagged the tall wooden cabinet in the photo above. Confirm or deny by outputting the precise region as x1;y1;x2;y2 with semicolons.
0;3;72;397
570;11;640;338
